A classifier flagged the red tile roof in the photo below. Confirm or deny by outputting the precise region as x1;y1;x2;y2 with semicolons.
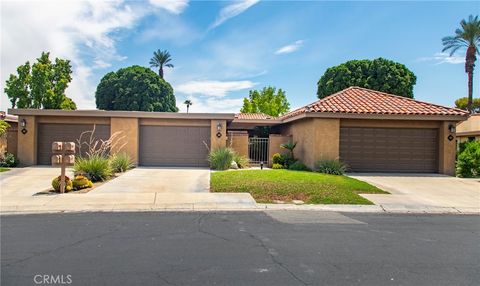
282;86;468;119
234;113;277;120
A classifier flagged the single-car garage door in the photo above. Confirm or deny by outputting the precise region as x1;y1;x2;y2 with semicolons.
340;127;438;173
37;123;111;165
139;126;211;167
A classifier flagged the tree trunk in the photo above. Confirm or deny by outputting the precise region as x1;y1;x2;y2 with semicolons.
187;105;189;114
159;66;164;79
465;46;477;113
467;70;473;113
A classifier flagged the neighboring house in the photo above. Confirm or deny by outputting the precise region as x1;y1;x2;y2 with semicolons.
0;111;18;156
9;87;468;175
456;114;480;143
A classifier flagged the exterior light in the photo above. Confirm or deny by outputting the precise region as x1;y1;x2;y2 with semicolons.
217;122;222;132
21;119;27;127
260;161;264;170
448;124;456;133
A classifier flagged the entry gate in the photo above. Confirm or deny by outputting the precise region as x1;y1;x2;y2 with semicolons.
248;137;269;166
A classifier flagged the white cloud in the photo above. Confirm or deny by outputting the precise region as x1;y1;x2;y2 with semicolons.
417;52;464;65
177;95;244;113
210;0;260;29
275;40;304;55
175;80;255;97
149;0;189;14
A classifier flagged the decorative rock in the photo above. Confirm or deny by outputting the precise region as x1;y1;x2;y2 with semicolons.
292;200;304;205
273;200;286;204
230;161;239;169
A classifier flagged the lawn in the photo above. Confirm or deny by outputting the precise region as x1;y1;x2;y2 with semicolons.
211;169;388;205
0;167;10;172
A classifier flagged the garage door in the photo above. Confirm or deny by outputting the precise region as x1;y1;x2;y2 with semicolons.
139;126;211;167
37;124;111;165
340;127;438;173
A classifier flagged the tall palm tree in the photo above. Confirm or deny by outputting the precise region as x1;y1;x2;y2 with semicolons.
184;99;193;113
442;15;480;113
149;49;174;79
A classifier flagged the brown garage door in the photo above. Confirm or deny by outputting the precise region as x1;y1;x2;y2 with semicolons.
139;126;211;167
37;124;111;165
340;127;438;173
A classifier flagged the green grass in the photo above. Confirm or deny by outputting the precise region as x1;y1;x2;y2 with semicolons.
211;169;388;205
0;167;10;172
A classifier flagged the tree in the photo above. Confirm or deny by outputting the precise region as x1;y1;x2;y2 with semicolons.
4;52;76;109
0;120;10;136
95;65;178;112
442;15;480;113
149;49;174;79
455;97;480;112
240;86;290;117
184;100;193;113
316;58;417;99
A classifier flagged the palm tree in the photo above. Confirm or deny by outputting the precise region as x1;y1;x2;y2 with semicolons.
442;15;480;113
184;100;193;113
281;141;297;160
149;49;174;79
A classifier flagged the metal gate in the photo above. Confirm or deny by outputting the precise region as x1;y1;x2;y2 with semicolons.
248;137;269;166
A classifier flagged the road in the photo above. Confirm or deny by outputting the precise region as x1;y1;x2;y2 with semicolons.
1;211;479;286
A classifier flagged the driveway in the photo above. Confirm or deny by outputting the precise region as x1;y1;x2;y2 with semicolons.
91;167;210;193
349;173;480;210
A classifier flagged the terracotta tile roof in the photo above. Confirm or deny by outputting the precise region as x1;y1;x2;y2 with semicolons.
235;113;277;120
282;86;468;119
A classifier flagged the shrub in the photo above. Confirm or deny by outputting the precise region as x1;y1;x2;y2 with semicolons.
208;147;235;170
272;163;284;169
74;154;112;182
315;159;347;175
72;175;93;190
233;153;249;169
272;153;284;165
280;141;297;160
456;141;480;178
0;153;19;167
52;175;73;192
288;161;310;171
110;152;133;173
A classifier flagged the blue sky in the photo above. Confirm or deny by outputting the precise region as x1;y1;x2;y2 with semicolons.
1;0;479;113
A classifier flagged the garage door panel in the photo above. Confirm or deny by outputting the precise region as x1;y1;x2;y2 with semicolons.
37;124;111;165
140;126;210;167
340;127;438;173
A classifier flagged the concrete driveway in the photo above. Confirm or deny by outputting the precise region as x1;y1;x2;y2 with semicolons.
349;173;480;210
91;167;210;193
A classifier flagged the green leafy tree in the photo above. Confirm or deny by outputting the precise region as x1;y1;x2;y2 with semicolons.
316;58;417;99
149;49;174;79
0;120;10;136
4;52;76;109
455;97;480;112
240;86;290;117
442;15;480;113
184;99;193;113
95;65;178;112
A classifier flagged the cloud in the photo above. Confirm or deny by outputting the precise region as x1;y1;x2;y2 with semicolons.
177;95;244;113
210;0;260;29
275;40;304;55
417;52;464;65
175;80;255;97
148;0;189;14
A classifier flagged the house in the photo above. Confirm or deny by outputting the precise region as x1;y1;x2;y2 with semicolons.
456;114;480;143
9;87;468;175
0;111;18;156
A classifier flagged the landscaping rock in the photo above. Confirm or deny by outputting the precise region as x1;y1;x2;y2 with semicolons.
292;200;305;205
230;161;239;169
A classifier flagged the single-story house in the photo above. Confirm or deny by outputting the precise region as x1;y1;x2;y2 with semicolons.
9;87;469;175
456;113;480;143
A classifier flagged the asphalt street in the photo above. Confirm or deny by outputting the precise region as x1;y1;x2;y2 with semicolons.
1;211;479;286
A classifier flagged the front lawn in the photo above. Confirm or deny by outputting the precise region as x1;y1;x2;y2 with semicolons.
211;169;388;205
0;167;10;172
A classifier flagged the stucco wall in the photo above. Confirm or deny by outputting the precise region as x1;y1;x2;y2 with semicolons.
439;121;457;176
227;131;248;157
210;120;227;150
268;134;292;166
456;115;480;134
6;122;18;156
111;117;139;165
17;115;36;166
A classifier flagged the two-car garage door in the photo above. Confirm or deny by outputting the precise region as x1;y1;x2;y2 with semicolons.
340;127;438;173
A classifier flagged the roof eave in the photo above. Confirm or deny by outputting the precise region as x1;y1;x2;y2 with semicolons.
283;112;469;122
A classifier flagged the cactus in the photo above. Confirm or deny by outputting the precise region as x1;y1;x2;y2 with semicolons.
52;175;73;192
72;175;93;190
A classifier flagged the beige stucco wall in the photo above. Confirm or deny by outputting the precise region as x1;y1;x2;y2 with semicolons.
280;118;340;168
210;120;227;150
6;122;18;156
439;121;457;176
17;115;36;166
268;134;292;166
227;131;249;157
456;115;480;134
111;117;139;165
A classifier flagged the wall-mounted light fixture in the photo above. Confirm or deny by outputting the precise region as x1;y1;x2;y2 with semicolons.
216;122;222;132
448;124;456;133
21;119;27;128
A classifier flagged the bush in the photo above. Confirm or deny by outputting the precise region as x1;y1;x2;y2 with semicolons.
456;141;480;178
208;147;235;170
315;159;347;175
72;175;93;190
272;153;284;165
74;155;112;182
0;153;19;167
110;152;133;173
272;163;284;169
52;175;73;192
233;153;249;169
288;161;310;171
